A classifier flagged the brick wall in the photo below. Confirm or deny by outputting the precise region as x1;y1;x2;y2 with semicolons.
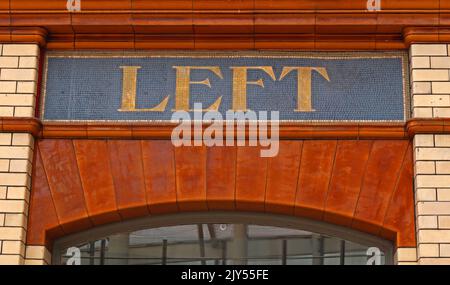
0;44;48;264
411;44;450;264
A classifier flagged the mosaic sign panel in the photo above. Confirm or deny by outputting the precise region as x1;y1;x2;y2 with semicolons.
41;51;409;122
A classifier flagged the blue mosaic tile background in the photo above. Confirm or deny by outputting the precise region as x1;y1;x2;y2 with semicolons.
42;55;406;121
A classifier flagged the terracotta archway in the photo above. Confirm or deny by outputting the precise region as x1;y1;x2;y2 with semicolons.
27;139;415;253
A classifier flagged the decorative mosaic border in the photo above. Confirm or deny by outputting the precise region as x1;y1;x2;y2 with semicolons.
40;50;410;124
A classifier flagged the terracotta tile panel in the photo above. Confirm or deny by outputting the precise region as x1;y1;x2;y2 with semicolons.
193;14;254;34
377;14;439;33
27;148;64;247
29;138;415;249
324;140;373;227
352;141;409;235
194;35;254;49
235;146;268;212
71;14;133;34
206;146;237;210
108;140;149;219
295;140;337;220
255;0;315;10
73;140;121;225
382;0;439;10
265;141;302;215
175;145;208;211
254;14;315;34
314;0;367;10
11;14;72;34
194;0;254;10
78;0;131;10
133;0;192;10
141;141;178;214
316;14;378;34
10;0;66;10
381;143;416;248
0;0;9;10
132;13;193;34
38;140;92;234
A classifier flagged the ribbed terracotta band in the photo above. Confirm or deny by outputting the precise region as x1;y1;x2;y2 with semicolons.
2;117;450;140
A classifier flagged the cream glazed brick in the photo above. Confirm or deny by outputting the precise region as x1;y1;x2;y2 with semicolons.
9;160;31;174
437;189;450;201
0;81;17;94
432;82;450;94
18;57;37;69
433;108;450;117
0;146;32;159
0;133;11;145
413;108;433;118
16;82;36;94
0;201;26;214
0;94;35;107
438;216;450;228
2;241;25;256
14;107;34;117
2;45;39;57
437;162;450;174
414;134;434;147
418;216;438;229
416;188;435;202
418;244;439;258
0;69;37;81
413;95;450;107
12;134;34;147
415;148;450;161
435;135;450;147
412;70;449;82
25;246;51;262
395;248;417;263
411;44;448;56
0;173;29;187
0;255;23;265
0;227;25;242
7;187;30;202
24;259;47;265
417;202;450;215
439;244;450;257
431;57;450;68
415;161;435;174
4;214;27;228
411;57;430;69
416;175;450;188
413;82;432;94
418;230;450;243
0;187;6;199
0;107;13;116
0;57;18;68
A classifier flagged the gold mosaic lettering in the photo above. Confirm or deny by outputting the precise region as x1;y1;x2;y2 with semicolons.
173;66;223;111
118;66;169;112
279;67;330;112
229;66;276;111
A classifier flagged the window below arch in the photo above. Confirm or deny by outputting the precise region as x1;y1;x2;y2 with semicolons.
53;213;392;265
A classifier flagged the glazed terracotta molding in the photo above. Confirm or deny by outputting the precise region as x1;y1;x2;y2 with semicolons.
0;27;47;46
38;123;408;140
1;0;450;49
0;117;42;136
3;117;450;140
